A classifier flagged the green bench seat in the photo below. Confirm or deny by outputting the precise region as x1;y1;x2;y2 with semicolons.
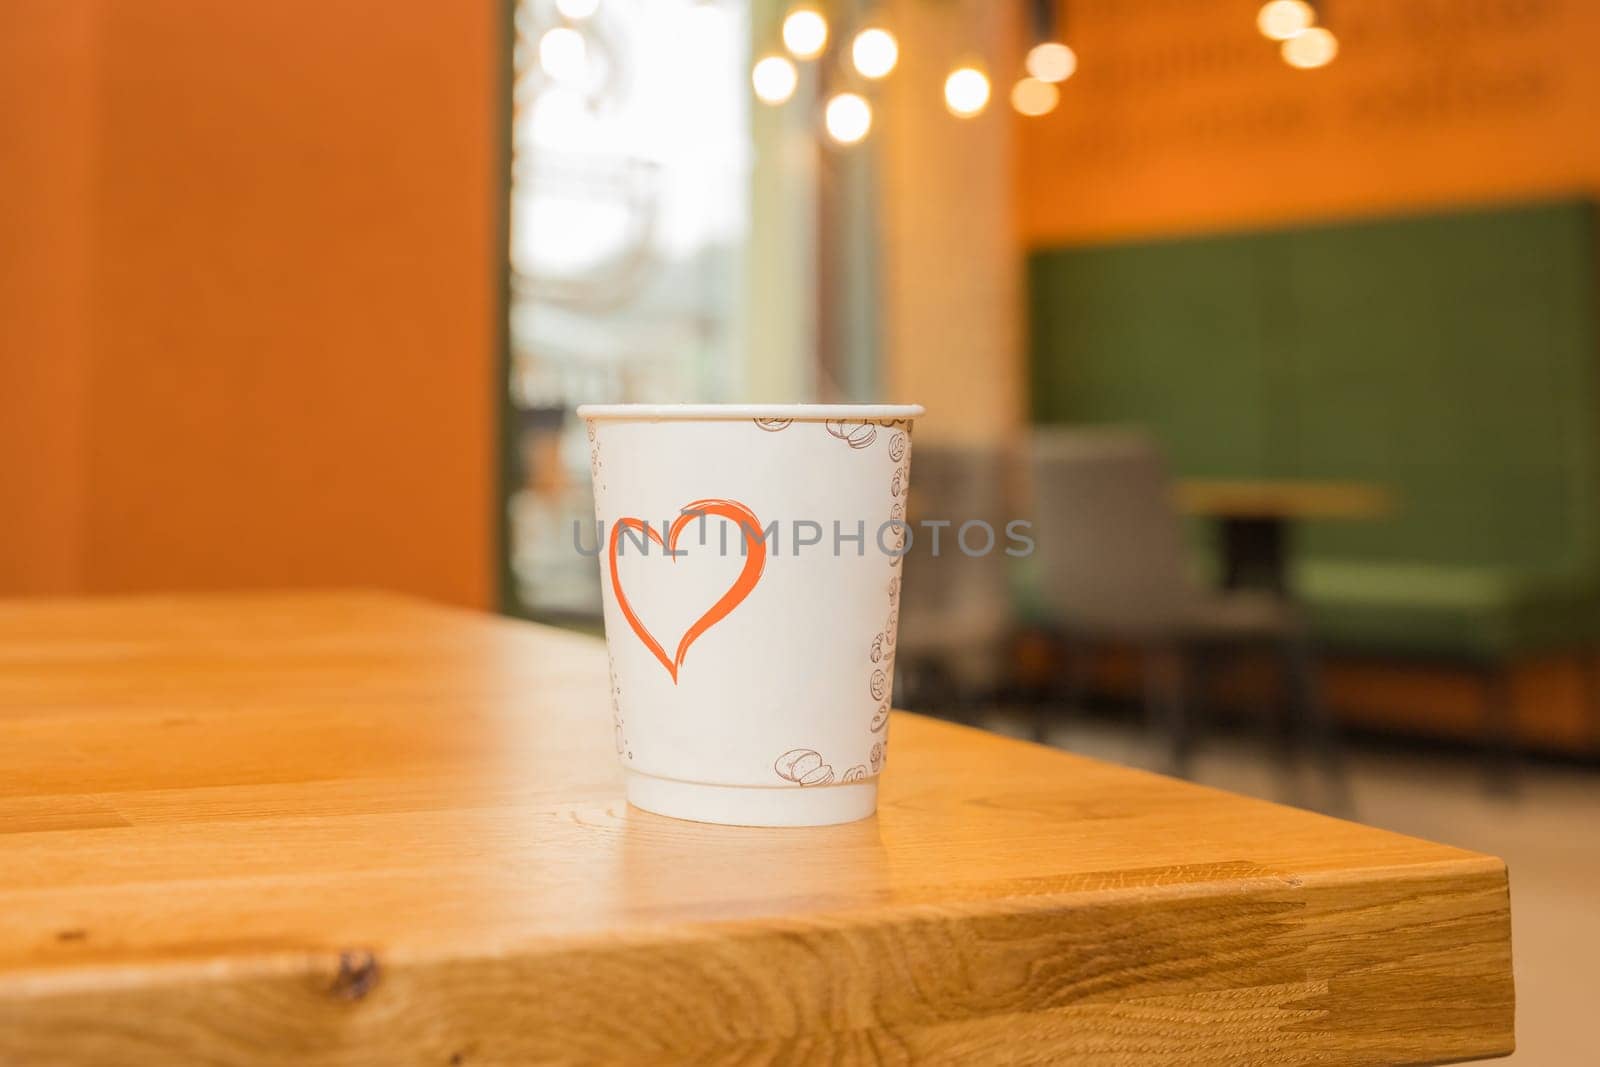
1297;561;1600;660
1030;199;1600;662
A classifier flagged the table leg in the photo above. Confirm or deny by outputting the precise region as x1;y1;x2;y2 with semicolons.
1218;516;1290;595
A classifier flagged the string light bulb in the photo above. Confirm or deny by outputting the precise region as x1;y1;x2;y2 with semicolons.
851;27;899;80
1282;26;1338;69
1257;1;1316;42
555;0;600;20
751;54;799;105
1025;42;1077;84
538;27;588;83
782;6;829;61
944;66;991;118
824;92;872;145
1011;77;1059;117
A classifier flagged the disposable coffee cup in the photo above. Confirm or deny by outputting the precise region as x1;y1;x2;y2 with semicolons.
578;403;923;826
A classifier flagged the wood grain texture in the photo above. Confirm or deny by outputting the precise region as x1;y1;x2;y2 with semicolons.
0;593;1513;1065
1176;480;1396;521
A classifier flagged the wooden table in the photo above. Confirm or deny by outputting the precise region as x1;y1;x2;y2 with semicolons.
0;592;1512;1065
1177;479;1396;594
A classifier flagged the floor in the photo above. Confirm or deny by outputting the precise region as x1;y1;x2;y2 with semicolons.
975;710;1600;1066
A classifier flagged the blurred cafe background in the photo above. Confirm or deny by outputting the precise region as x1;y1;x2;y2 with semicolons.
4;0;1598;1060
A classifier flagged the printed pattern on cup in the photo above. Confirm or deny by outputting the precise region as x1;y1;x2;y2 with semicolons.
825;420;878;450
883;523;907;554
753;417;792;432
773;748;836;786
612;682;631;760
887;438;908;571
588;423;606;492
871;423;911;767
606;652;633;761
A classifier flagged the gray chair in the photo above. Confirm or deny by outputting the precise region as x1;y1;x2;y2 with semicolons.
1028;428;1345;800
897;445;1017;716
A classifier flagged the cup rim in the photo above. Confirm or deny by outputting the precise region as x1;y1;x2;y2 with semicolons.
576;403;924;421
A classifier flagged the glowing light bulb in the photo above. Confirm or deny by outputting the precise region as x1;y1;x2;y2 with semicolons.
1282;26;1338;69
538;26;588;83
1011;77;1060;117
751;54;799;105
1025;42;1077;84
555;0;600;19
1258;0;1316;42
824;92;872;145
851;27;899;80
782;6;829;60
944;66;990;118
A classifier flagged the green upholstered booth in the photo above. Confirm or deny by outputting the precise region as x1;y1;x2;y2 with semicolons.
1029;199;1600;661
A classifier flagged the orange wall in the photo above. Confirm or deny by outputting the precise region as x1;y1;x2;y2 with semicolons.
1;1;501;607
0;2;94;594
1018;0;1600;244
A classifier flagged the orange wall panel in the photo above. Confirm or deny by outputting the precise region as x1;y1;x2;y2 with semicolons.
1;1;501;607
0;1;94;594
1017;0;1600;244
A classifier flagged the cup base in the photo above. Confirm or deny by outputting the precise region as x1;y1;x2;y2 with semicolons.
625;771;877;827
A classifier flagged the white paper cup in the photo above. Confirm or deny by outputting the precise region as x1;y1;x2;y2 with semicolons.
578;403;922;826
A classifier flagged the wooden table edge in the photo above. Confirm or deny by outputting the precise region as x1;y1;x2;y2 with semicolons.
0;851;1515;1064
0;850;1509;989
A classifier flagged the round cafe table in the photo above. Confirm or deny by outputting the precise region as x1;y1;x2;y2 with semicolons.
1175;479;1395;595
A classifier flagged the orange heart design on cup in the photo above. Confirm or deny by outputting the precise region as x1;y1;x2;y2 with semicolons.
607;499;767;684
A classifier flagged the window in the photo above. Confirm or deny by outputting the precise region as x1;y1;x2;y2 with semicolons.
507;0;752;619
